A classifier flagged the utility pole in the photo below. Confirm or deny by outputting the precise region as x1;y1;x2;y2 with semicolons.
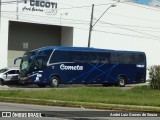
16;0;19;20
60;12;68;25
87;4;116;48
88;4;94;48
0;0;1;32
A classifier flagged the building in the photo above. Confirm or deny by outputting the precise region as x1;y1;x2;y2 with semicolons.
0;0;160;69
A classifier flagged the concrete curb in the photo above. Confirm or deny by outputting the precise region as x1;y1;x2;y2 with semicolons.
0;96;160;112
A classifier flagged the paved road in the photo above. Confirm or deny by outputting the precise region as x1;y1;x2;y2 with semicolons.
0;102;159;120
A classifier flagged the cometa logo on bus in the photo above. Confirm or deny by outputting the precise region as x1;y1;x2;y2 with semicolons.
60;64;83;70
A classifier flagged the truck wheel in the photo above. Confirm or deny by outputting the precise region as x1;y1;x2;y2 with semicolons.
118;77;126;87
50;76;59;87
0;79;4;86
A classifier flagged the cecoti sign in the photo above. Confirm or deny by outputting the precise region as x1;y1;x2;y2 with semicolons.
26;0;57;9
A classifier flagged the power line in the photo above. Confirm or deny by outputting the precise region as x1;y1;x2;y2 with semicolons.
93;24;160;32
98;22;160;30
1;7;160;24
93;29;160;41
2;13;89;26
0;0;26;4
98;20;160;39
1;8;160;25
107;12;160;23
96;21;160;31
1;2;160;41
2;13;160;42
1;11;90;23
56;3;118;11
0;1;112;10
73;26;160;41
1;0;160;12
2;9;160;30
2;10;160;33
1;1;160;23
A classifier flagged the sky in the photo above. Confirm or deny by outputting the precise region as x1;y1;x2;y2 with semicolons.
134;0;160;6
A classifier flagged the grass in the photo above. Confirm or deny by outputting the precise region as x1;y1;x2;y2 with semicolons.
0;86;160;111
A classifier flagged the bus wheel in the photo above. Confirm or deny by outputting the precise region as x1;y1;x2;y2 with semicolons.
0;79;4;86
50;76;59;87
118;77;126;87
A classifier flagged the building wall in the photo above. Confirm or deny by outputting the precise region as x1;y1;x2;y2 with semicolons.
7;22;73;66
0;0;160;69
61;26;73;46
8;50;25;67
8;21;61;51
0;18;9;68
7;21;63;67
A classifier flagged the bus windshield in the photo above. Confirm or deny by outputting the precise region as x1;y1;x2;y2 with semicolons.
20;50;52;75
21;59;29;71
20;51;36;74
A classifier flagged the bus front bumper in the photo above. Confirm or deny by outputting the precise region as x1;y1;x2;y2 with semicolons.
19;77;32;85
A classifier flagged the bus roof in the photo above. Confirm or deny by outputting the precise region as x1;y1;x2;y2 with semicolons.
32;46;145;54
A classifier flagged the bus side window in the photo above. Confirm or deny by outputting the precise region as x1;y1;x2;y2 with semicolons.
127;54;135;64
135;54;145;64
83;52;89;63
105;53;111;63
70;51;81;63
38;50;52;61
73;56;80;62
96;53;101;63
110;53;115;64
98;53;108;64
89;52;97;63
78;52;85;63
50;51;69;63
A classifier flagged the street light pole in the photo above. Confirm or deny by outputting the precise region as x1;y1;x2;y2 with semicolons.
60;12;68;25
87;4;116;48
0;0;1;32
88;4;94;48
16;0;20;20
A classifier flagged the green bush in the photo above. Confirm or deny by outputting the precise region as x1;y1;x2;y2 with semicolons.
149;65;160;90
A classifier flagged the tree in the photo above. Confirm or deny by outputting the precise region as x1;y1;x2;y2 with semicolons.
149;65;160;90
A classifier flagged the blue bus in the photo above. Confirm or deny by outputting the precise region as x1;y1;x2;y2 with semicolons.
14;46;146;87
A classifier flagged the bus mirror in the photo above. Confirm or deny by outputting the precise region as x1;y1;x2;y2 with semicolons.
14;57;22;65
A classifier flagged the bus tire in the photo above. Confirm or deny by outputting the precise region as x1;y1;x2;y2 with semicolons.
118;76;126;87
0;79;4;86
50;76;59;87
